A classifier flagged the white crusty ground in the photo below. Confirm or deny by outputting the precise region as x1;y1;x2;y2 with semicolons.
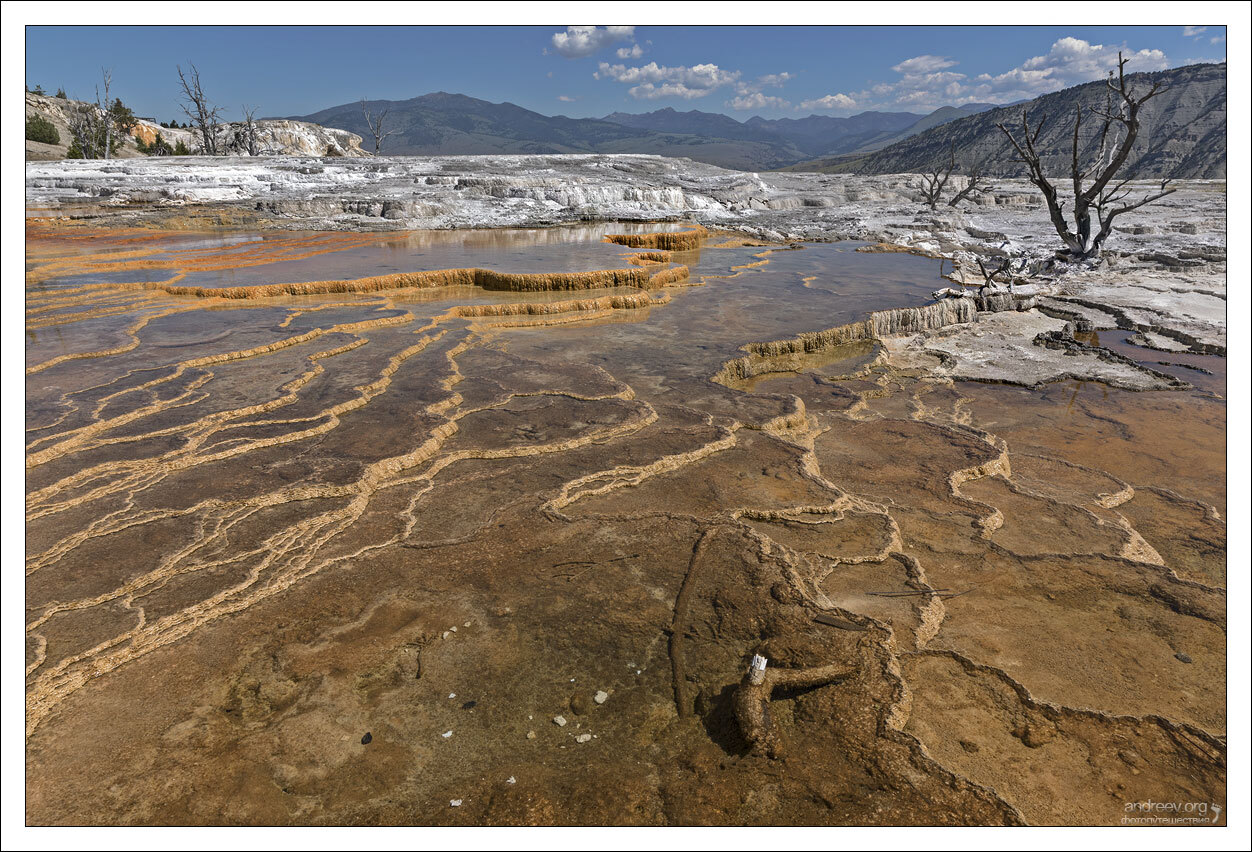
25;153;1227;368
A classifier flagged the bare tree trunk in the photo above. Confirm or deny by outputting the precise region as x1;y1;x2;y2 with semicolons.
99;69;113;160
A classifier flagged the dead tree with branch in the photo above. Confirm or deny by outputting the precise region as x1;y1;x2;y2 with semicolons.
976;255;1018;293
66;101;104;160
997;52;1175;261
177;63;223;155
919;144;957;209
66;68;135;159
240;104;260;156
948;164;993;207
360;98;396;154
98;69;114;159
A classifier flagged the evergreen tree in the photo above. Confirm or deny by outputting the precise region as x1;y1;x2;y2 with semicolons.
26;114;61;145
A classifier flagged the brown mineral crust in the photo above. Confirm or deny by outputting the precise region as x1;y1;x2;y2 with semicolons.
24;219;1225;825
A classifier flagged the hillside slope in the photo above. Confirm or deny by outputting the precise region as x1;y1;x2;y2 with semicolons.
810;62;1227;179
291;92;807;170
26;92;367;160
604;108;925;158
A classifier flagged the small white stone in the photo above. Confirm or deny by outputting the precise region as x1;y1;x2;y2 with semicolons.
442;631;451;640
442;730;453;738
448;693;456;699
463;621;472;627
526;730;536;740
553;715;567;727
570;678;575;682
450;626;457;633
575;733;592;743
594;690;609;704
506;776;516;785
450;799;462;807
636;670;642;675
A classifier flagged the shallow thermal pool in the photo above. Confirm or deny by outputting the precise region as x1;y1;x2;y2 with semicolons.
24;220;1225;826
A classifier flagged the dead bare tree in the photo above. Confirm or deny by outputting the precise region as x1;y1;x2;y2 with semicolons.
98;69;114;159
976;256;1016;293
997;51;1175;261
948;164;993;207
66;68;132;159
240;104;260;156
360;98;396;154
177;63;223;155
919;144;957;209
66;101;104;159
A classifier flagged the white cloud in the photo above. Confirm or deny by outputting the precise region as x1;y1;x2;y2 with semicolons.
891;55;958;75
1211;35;1226;44
594;62;796;104
624;83;707;100
752;72;793;89
616;44;644;59
557;95;576;102
595;61;742;99
849;38;1172;113
799;93;858;112
726;92;792;111
974;37;1169;99
1183;26;1207;38
549;26;635;59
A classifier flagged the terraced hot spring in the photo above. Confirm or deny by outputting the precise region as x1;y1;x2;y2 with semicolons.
25;220;1225;827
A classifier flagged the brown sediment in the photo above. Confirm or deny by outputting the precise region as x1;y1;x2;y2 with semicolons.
713;299;978;386
25;309;419;471
23;219;1225;826
646;264;691;288
25;231;393;284
626;251;672;266
25;272;189;301
26;306;202;375
31;257;687;305
706;237;773;249
603;223;708;251
669;527;717;718
171;266;654;300
856;242;945;259
448;291;668;320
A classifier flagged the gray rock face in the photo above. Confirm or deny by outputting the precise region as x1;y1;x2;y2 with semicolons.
882;311;1188;391
221;120;367;157
839;63;1227;179
25;92;196;160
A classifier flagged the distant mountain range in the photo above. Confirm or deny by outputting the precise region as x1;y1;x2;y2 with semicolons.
797;63;1227;179
286;62;1225;178
287;95;996;172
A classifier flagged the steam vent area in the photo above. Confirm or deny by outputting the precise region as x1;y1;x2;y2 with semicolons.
25;162;1226;826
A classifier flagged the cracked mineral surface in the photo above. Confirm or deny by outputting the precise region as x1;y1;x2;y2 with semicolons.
25;155;1225;826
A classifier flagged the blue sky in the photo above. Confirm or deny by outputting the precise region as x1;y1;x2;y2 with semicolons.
24;25;1228;123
